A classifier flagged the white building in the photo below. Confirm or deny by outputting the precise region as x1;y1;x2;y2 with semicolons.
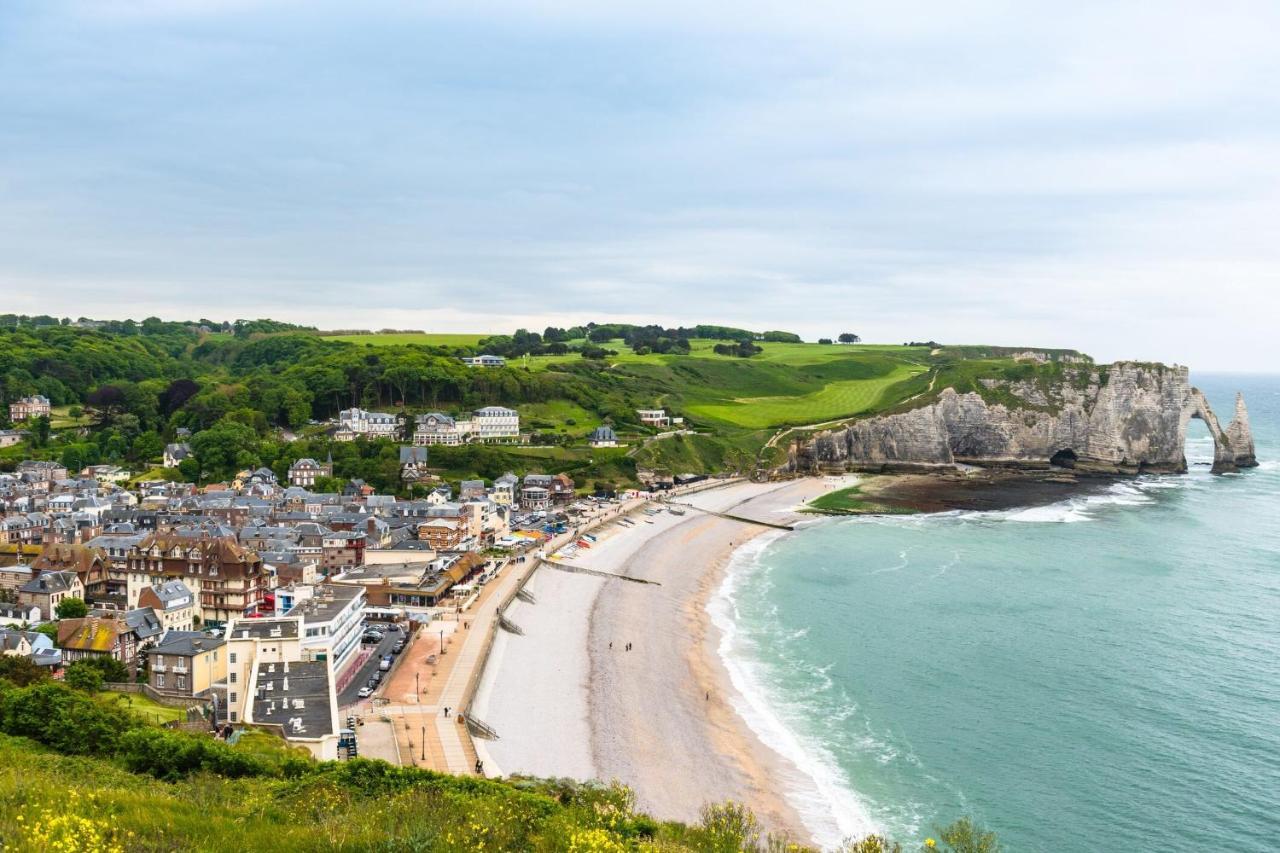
461;354;505;368
278;582;366;679
637;409;671;428
337;408;399;438
470;406;520;441
589;426;619;447
413;413;465;446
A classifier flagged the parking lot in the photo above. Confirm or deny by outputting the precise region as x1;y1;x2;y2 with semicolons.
336;624;404;706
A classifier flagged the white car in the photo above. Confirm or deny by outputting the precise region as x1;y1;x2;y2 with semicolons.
357;686;373;699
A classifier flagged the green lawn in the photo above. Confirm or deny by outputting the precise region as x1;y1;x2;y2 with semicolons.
319;332;489;347
805;485;916;515
48;405;91;429
686;361;928;428
95;691;188;725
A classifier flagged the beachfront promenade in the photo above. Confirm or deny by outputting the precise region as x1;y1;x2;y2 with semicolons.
350;489;685;774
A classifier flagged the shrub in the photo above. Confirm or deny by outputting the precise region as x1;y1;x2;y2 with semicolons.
0;681;138;755
0;655;47;687
55;597;88;619
119;728;269;781
63;662;104;693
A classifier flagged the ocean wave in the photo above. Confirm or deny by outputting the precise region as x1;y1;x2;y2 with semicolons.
709;534;881;847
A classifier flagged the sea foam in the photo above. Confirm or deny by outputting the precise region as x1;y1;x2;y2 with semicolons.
709;533;881;848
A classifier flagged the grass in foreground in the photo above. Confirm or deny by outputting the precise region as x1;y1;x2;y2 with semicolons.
95;691;188;725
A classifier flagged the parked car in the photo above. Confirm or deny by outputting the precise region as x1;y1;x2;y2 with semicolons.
378;657;391;672
357;686;373;699
362;631;383;643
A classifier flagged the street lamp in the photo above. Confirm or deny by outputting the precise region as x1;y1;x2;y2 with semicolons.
415;671;420;702
421;726;426;761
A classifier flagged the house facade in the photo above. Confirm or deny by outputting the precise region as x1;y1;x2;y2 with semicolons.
460;354;505;368
287;457;333;487
137;580;197;632
148;634;226;699
337;408;399;438
470;406;520;441
124;533;270;625
9;395;50;422
412;413;464;446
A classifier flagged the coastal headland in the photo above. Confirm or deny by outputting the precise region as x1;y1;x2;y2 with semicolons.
471;476;860;846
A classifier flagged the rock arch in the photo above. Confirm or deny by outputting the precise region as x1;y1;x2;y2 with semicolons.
1181;388;1256;473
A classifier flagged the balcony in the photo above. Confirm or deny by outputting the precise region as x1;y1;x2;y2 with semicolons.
171;665;189;675
152;664;167;672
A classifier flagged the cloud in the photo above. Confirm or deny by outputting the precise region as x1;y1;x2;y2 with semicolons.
0;1;1278;370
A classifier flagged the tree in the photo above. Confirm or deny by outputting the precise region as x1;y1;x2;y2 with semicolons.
55;597;88;620
190;419;260;481
838;332;861;343
818;338;834;345
28;414;50;448
0;655;47;687
64;661;105;692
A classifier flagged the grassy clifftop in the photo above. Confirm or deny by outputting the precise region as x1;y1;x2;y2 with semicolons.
0;676;997;852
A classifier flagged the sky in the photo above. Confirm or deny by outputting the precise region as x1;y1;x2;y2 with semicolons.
1;1;1278;370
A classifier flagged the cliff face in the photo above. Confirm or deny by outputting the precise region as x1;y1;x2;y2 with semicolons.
790;363;1258;476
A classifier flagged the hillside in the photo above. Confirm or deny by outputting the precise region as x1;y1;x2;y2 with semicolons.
0;676;994;852
0;316;1091;492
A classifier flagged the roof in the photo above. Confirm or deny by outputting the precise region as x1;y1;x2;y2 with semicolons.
57;617;126;653
227;618;300;641
591;426;618;441
123;607;165;639
144;579;194;609
415;412;455;426
251;659;334;739
283;584;363;623
474;406;516;415
399;446;430;464
19;570;78;595
149;633;226;658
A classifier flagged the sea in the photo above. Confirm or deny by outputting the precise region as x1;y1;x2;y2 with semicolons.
710;374;1280;852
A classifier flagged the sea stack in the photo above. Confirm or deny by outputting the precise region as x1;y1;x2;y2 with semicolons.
1226;392;1259;468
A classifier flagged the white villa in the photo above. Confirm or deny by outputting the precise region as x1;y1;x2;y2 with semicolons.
413;407;520;446
337;408;399;438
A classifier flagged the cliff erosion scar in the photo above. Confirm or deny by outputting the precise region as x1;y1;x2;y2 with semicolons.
790;363;1258;476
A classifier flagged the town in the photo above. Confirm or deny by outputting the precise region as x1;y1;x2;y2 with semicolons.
0;392;704;769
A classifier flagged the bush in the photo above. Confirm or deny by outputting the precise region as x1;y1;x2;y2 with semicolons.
119;727;269;781
64;661;104;692
71;655;130;684
0;655;47;687
0;681;138;755
55;596;88;619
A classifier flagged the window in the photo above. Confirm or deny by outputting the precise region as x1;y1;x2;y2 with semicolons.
230;692;237;703
229;672;236;683
156;674;165;688
176;676;186;690
229;652;236;663
229;711;237;722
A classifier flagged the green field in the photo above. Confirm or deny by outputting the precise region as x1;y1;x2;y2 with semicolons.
319;332;488;347
95;691;188;725
804;484;916;515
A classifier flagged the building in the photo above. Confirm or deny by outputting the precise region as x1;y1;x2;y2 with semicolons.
491;473;518;507
56;615;138;665
247;659;340;760
460;354;505;368
163;443;192;468
31;543;110;599
9;395;50;422
124;533;270;626
321;531;365;575
220;616;340;759
337;408;399;438
287;457;333;487
147;633;226;700
279;583;366;678
0;429;24;448
0;602;43;627
412;413;464;446
470;406;520;441
17;570;84;616
137;580;197;633
417;517;467;550
589;426;618;447
636;409;671;428
398;446;431;482
0;628;59;668
520;485;551;511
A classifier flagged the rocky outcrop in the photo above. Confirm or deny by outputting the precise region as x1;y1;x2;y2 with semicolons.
790;363;1257;476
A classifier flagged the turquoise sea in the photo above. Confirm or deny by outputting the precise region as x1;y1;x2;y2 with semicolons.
712;374;1280;851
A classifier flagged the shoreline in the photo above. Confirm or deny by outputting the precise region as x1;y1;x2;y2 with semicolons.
474;471;1122;847
474;477;858;846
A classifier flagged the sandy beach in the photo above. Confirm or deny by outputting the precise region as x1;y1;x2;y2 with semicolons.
471;476;857;846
